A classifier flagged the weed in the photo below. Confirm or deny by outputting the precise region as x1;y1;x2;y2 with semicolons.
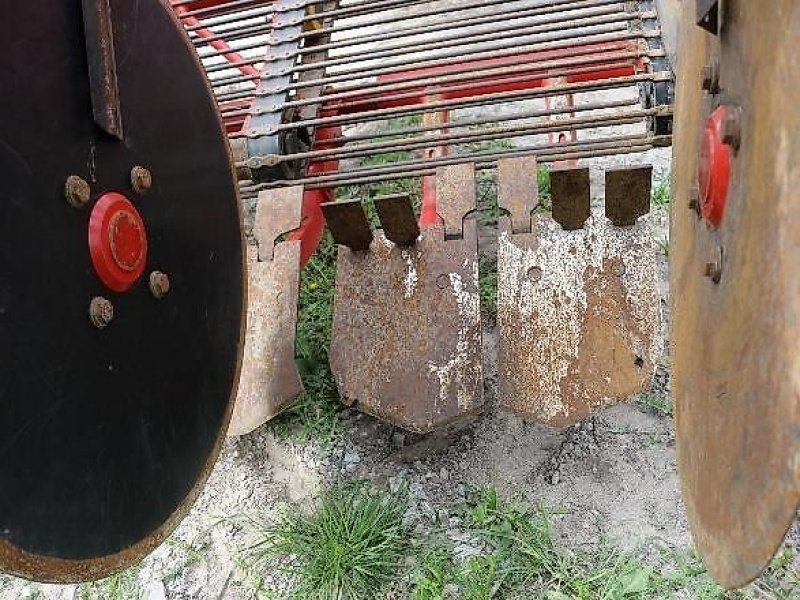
410;542;454;600
651;172;671;207
479;256;498;318
246;484;410;600
456;554;507;600
657;239;670;257
637;393;673;418
76;568;139;600
271;233;342;449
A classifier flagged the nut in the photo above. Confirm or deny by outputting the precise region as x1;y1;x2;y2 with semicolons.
688;186;701;217
149;271;171;299
701;59;720;94
89;296;114;329
64;175;91;208
722;107;742;151
130;166;152;195
704;247;724;284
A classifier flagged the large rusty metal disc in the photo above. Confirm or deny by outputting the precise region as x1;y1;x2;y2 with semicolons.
0;0;244;582
670;0;799;588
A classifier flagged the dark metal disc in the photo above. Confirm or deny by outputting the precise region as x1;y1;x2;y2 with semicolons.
0;0;245;582
670;0;799;588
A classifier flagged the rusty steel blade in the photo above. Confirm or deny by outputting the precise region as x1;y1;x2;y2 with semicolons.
228;187;304;436
497;157;659;427
329;166;483;433
670;0;800;588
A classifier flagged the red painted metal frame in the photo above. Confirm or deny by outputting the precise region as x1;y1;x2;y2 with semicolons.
174;3;647;265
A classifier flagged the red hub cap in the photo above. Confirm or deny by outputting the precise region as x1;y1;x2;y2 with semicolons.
698;106;732;228
89;192;148;292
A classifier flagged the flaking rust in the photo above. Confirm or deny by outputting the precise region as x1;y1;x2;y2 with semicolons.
497;157;659;427
328;165;483;433
228;187;304;436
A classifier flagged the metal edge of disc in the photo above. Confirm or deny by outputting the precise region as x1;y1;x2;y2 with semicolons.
0;0;247;583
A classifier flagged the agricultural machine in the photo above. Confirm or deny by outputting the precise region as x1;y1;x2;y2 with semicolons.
0;0;796;591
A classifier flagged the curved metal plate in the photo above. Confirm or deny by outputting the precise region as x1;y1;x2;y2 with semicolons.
0;0;245;582
670;1;800;588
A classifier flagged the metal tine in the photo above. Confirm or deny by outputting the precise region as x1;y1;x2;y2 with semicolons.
605;165;652;226
321;199;373;251
254;186;303;261
374;194;420;247
498;156;539;235
551;167;591;230
436;164;477;239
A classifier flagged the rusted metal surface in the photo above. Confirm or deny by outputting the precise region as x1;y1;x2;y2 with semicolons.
321;198;372;250
605;165;652;226
374;194;420;246
329;166;483;433
81;0;123;139
229;187;303;436
497;157;659;427
550;166;590;230
670;0;800;588
498;155;539;233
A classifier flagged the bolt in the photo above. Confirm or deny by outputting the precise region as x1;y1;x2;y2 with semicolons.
149;271;171;299
704;247;724;284
722;107;742;151
701;60;720;94
436;274;450;290
130;166;152;195
64;175;91;208
688;186;701;217
89;296;114;329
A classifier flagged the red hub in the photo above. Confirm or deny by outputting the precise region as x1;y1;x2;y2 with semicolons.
698;106;732;228
88;192;148;292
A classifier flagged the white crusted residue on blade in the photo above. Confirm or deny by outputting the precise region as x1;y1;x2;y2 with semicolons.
498;209;659;422
427;262;481;411
401;248;418;298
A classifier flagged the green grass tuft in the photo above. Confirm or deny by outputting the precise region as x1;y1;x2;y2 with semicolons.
76;568;139;600
636;393;673;418
246;484;410;600
651;172;671;207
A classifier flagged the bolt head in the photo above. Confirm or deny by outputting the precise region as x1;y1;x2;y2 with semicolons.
89;296;114;329
722;108;742;151
131;166;152;195
64;175;91;208
149;271;171;299
701;60;720;94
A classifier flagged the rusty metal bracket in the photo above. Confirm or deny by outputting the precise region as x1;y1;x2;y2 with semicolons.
329;165;483;433
497;157;659;427
321;198;373;251
696;0;719;35
605;165;652;226
374;194;420;246
551;166;591;230
81;0;123;139
229;187;304;436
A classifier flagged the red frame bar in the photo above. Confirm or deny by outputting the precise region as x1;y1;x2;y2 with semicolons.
176;6;647;265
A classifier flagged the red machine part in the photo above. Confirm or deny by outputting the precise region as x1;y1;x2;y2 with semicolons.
88;192;149;293
173;2;650;265
697;105;731;228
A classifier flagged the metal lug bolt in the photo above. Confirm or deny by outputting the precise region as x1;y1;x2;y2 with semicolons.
701;60;720;94
688;186;701;217
89;296;114;329
64;175;91;208
722;107;742;151
149;271;171;299
704;247;724;284
130;166;152;195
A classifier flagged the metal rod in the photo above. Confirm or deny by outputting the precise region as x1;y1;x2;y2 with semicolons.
202;0;627;78
232;72;670;136
205;3;637;86
240;134;670;190
198;0;632;70
174;0;274;20
263;108;668;165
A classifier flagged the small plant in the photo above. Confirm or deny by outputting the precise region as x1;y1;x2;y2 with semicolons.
410;542;454;600
479;256;498;319
246;484;410;600
637;392;673;418
76;568;139;600
651;171;671;207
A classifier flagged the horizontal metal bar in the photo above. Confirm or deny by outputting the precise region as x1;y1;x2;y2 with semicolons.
238;134;671;191
232;71;671;136
205;2;638;88
258;107;670;165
